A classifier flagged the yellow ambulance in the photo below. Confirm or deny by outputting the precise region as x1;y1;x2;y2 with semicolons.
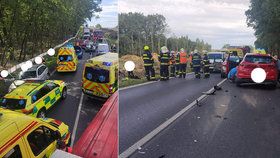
57;46;78;72
0;108;71;158
82;53;118;99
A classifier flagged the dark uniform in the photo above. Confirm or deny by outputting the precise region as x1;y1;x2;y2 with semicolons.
202;55;210;78
142;50;155;80
170;53;176;77
192;53;202;78
158;51;170;80
175;53;180;76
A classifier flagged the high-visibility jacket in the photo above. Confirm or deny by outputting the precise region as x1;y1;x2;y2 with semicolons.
158;52;170;65
169;54;176;65
202;56;210;67
142;50;154;66
179;52;187;64
192;53;202;67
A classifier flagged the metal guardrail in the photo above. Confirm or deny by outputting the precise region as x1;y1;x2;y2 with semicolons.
6;29;81;74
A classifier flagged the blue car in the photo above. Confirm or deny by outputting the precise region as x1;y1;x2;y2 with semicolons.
74;46;83;59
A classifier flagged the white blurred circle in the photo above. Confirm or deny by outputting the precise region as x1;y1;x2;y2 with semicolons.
124;61;135;72
21;63;29;72
26;60;33;69
1;70;9;78
35;56;43;64
47;48;55;56
251;68;266;83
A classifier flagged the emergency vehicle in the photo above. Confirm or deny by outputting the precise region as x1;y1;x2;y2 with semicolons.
0;80;67;118
0;108;71;158
82;53;118;99
57;46;78;72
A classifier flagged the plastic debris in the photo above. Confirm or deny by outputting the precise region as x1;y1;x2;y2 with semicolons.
194;140;198;143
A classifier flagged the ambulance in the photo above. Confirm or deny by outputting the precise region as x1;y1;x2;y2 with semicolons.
82;53;118;99
0;108;71;158
57;45;78;72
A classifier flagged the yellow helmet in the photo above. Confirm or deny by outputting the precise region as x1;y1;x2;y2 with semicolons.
144;45;150;51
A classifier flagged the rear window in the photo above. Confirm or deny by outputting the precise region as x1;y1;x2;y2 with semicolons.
0;98;26;110
229;56;240;62
98;45;109;53
208;54;222;59
245;55;272;64
85;67;109;83
59;55;73;62
21;70;37;79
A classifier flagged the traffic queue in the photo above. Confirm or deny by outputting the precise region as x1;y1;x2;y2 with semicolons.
0;37;118;157
142;45;211;81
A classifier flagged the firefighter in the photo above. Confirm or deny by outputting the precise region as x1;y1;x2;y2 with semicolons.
158;46;170;80
178;48;188;78
142;45;156;81
192;50;202;79
175;51;180;76
169;51;176;77
202;53;210;78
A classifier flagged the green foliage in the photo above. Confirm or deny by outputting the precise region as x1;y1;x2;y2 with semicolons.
246;0;280;54
0;0;101;67
119;12;211;56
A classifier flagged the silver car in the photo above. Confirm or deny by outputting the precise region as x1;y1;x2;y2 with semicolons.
207;52;225;72
9;64;50;92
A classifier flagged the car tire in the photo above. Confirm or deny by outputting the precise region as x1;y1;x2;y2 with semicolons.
37;108;46;118
62;88;67;99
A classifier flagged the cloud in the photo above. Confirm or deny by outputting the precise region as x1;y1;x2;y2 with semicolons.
88;0;118;28
119;0;256;49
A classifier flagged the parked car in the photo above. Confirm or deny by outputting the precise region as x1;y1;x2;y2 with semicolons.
235;53;278;87
221;55;241;78
207;52;225;72
19;64;49;80
74;46;83;59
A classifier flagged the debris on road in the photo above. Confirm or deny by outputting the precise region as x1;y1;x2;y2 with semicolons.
194;139;198;143
197;116;201;119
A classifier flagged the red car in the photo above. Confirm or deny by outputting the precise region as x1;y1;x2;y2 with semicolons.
235;53;278;87
221;55;241;78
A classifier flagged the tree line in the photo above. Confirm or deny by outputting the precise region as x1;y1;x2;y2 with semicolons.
246;0;280;55
0;0;101;67
119;12;211;56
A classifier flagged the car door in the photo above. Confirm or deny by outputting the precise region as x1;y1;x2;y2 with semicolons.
25;126;57;158
37;66;45;80
46;82;60;107
32;85;52;111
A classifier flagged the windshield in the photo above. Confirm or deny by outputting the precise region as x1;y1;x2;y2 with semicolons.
0;98;26;110
229;56;240;63
208;54;222;59
21;70;37;79
245;55;272;64
84;67;109;83
59;55;73;62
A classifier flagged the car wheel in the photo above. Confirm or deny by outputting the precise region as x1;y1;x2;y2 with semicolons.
62;88;67;99
37;108;46;118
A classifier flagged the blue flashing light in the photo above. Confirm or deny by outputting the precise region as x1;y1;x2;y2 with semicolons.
103;62;112;66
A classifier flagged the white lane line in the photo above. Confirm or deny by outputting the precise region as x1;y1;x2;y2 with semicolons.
119;78;227;158
120;72;194;91
70;92;84;147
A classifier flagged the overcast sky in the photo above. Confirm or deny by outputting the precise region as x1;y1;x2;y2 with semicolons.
119;0;256;49
88;0;118;28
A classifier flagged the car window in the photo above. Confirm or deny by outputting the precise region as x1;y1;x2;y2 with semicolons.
3;145;22;158
245;55;272;64
47;82;58;91
32;85;51;103
38;66;46;76
27;126;55;156
21;70;37;79
59;55;73;62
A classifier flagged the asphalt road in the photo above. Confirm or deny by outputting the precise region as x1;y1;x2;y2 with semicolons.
119;73;224;153
130;80;280;158
48;51;104;144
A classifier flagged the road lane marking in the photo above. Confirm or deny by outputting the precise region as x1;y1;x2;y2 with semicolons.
70;92;84;147
119;78;227;158
120;72;194;91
